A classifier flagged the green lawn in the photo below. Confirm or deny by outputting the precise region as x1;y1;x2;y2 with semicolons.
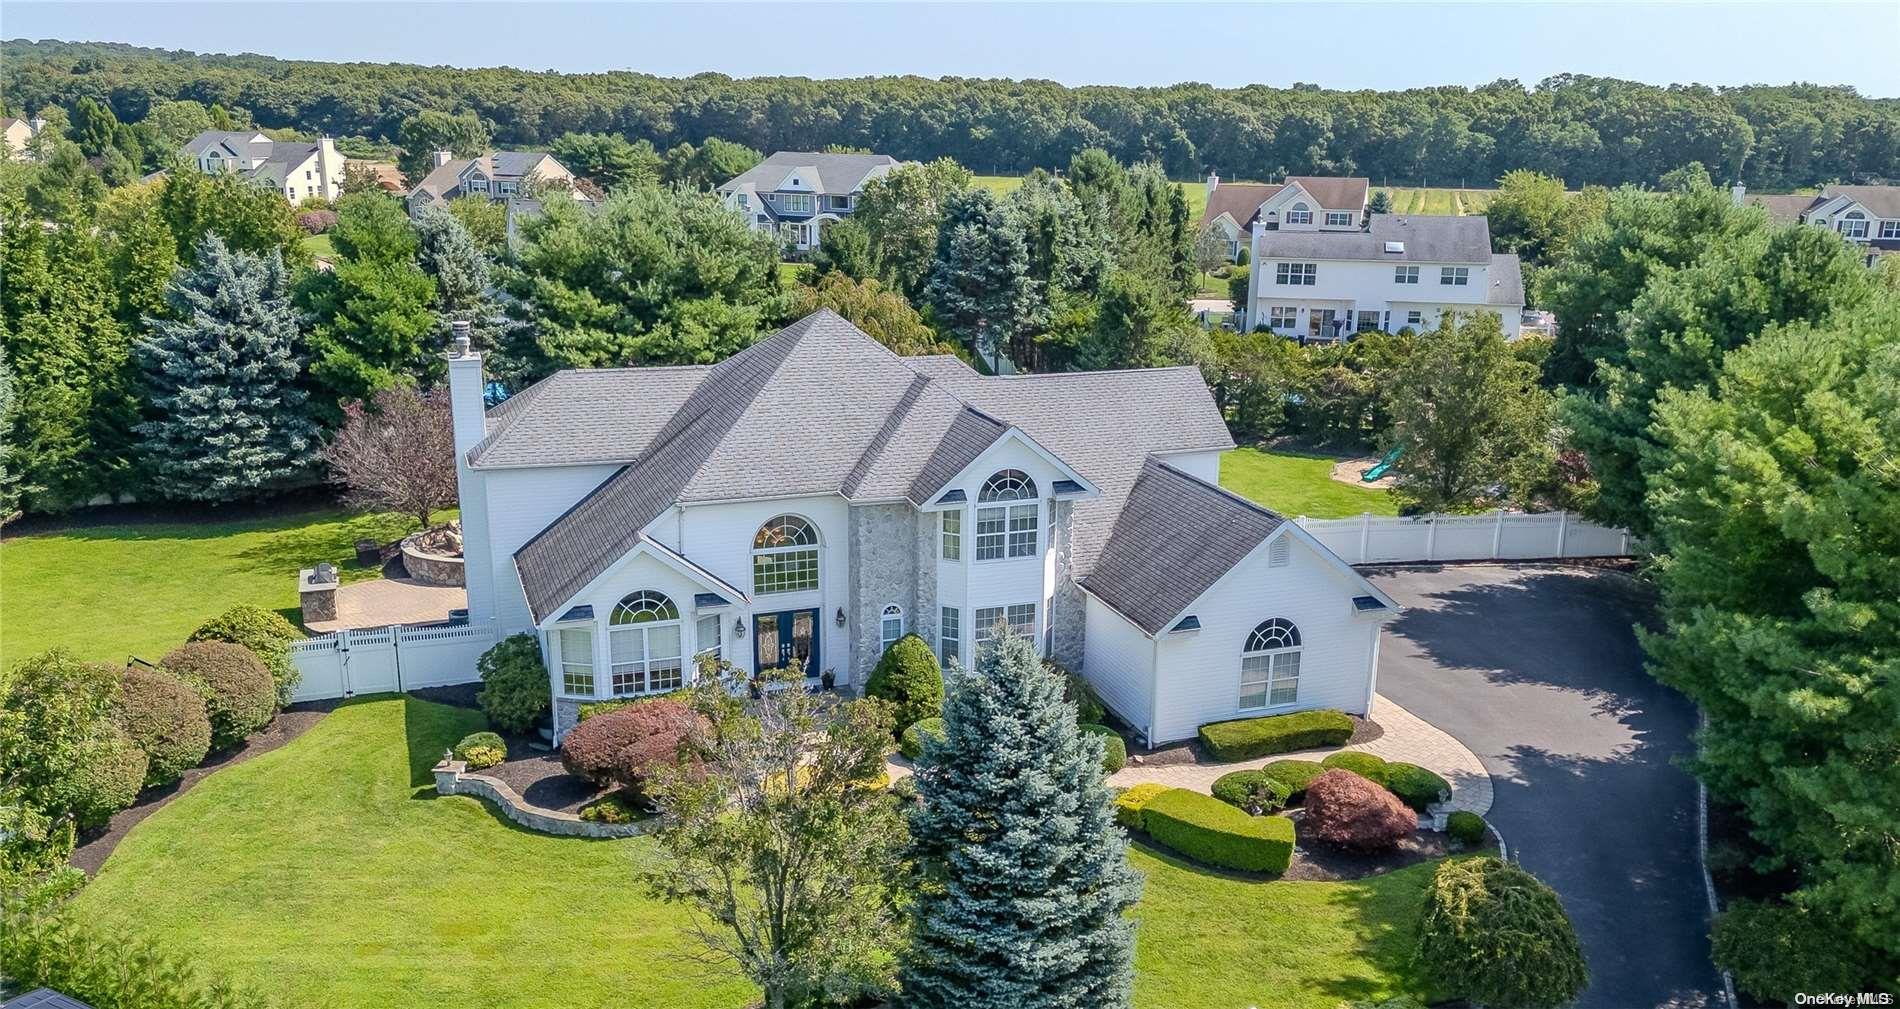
78;696;1436;1008
0;504;436;666
1220;447;1399;519
973;174;1210;221
300;232;336;259
1380;187;1494;216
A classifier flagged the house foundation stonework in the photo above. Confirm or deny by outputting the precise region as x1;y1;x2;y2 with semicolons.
446;310;1400;746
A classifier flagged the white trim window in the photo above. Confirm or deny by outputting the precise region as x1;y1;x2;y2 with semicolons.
1286;202;1312;225
1269;305;1298;330
939;606;960;669
940;509;961;560
1840;212;1868;239
753;515;820;594
775;193;815;214
1324;211;1353;227
1881;221;1900;239
973;603;1036;651
466;177;490;195
498;180;519;195
1394;265;1419;285
975;470;1038;561
1406;310;1425;327
1275;262;1317;286
557;626;596;697
1440;266;1469;286
695;613;722;665
880;604;905;652
1239;618;1302;710
609;591;684;696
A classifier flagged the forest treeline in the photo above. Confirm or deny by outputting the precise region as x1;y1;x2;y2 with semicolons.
3;39;1896;190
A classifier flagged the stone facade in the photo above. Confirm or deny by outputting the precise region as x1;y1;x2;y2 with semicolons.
847;503;931;683
400;533;466;587
553;696;585;740
432;760;655;838
1050;500;1086;669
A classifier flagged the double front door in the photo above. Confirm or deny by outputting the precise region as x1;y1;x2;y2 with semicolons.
754;608;819;678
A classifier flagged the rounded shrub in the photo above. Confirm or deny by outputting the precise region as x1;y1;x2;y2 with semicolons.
863;633;943;732
1260;759;1326;801
1711;900;1875;1003
1142;787;1294;874
1302;768;1415;852
1113;782;1169;831
160;641;276;749
1383;761;1450;811
115;664;212;786
1047;660;1105;725
477;634;551;734
453;730;507;770
1446;810;1488;847
1081;723;1127;773
189;604;303;707
1319;750;1390;784
1414;857;1588;1009
1211;769;1294;815
1197;709;1354;762
578;792;644;824
898;716;946;761
70;724;149;828
559;699;700;796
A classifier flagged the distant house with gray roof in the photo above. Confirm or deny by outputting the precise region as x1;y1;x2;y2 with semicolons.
406;149;581;216
181;130;343;203
1733;182;1900;267
716;151;904;253
445;309;1397;744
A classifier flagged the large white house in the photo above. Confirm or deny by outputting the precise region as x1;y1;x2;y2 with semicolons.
717;151;903;252
446;310;1398;744
182;130;346;203
1218;175;1524;340
1736;183;1900;267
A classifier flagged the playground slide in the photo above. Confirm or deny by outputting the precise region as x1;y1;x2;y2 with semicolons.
1362;446;1403;482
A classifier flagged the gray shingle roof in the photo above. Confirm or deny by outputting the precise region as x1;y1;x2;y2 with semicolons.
718;151;899;196
1081;459;1287;635
1202;182;1284;231
1282;176;1368;211
507;310;1234;623
1487;253;1525;307
1257;213;1495;264
1747;193;1825;225
1824;184;1900;219
5;989;96;1009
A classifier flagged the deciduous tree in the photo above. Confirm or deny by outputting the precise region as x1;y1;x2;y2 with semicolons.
323;384;456;531
790;272;957;357
853;158;972;299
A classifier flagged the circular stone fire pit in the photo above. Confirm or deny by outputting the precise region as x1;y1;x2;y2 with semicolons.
400;521;465;587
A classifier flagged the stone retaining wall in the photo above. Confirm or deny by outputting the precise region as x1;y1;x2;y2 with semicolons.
400;534;466;587
431;760;654;839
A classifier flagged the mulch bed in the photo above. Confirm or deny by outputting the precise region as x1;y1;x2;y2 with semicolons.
1279;809;1474;882
70;699;345;875
406;682;605;814
1126;712;1384;767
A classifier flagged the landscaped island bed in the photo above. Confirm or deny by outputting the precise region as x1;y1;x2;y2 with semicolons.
77;696;1439;1008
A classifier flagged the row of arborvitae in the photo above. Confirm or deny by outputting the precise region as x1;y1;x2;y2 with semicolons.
0;604;301;1009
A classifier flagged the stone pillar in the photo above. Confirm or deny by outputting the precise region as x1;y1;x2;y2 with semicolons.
847;503;918;684
1050;500;1086;670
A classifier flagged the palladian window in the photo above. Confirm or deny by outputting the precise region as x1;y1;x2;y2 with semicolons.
608;591;683;696
975;470;1038;560
1239;618;1302;709
753;515;820;594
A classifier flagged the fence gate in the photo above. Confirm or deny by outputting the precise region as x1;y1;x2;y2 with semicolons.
289;623;495;703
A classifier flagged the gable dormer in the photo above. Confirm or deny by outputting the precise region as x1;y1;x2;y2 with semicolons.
774;167;819;193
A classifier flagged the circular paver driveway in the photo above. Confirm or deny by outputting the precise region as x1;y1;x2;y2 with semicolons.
1366;563;1722;1009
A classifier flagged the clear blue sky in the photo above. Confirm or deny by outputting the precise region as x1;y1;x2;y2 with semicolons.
6;2;1897;96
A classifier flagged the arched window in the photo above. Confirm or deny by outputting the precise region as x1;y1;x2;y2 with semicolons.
608;591;683;696
1841;210;1869;239
753;515;820;594
880;604;905;652
975;470;1039;560
1239;618;1302;709
1287;201;1313;225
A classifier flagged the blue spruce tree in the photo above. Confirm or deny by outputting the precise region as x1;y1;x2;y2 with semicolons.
901;629;1143;1009
135;235;318;501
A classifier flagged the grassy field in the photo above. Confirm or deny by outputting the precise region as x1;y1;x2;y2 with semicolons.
300;232;336;259
0;504;442;665
1380;187;1495;216
1221;447;1398;519
973;174;1210;222
77;695;1437;1008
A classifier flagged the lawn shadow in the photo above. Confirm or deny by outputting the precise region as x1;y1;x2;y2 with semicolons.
399;692;482;788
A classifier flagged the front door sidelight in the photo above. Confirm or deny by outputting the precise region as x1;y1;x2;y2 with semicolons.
754;608;819;676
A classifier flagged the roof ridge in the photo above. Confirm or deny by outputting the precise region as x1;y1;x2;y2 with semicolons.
840;372;930;498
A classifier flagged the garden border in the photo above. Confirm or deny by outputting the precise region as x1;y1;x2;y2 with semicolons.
432;759;656;839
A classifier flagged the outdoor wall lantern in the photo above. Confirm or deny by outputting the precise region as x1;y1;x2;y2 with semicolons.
733;617;745;638
834;607;847;627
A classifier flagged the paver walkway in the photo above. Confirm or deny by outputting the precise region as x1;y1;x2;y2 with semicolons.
304;577;465;633
884;691;1492;817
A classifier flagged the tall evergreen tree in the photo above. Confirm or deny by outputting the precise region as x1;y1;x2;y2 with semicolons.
923;188;1034;369
414;204;502;350
300;191;439;418
854;158;973;300
0;340;27;526
135;236;318;502
901;631;1143;1009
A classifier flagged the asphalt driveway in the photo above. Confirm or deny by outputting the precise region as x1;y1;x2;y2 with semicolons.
1366;563;1721;1009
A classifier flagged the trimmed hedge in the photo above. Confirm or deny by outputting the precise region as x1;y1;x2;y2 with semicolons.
578;792;644;824
576;691;690;722
1113;782;1168;830
559;699;700;794
160;641;276;749
71;725;148;829
1415;857;1588;1008
189;604;303;707
864;633;943;731
115;664;212;786
1210;769;1294;815
453;731;507;770
1197;709;1354;762
1384;761;1450;811
477;634;550;734
899;716;946;760
1711;900;1875;1003
1081;723;1127;773
1261;759;1327;801
1446;810;1488;847
1141;787;1295;874
1303;769;1415;852
1319;750;1390;784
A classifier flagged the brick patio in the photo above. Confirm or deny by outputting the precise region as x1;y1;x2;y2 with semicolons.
303;577;466;634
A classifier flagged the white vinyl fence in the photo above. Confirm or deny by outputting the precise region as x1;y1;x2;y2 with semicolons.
1295;510;1632;566
290;622;495;703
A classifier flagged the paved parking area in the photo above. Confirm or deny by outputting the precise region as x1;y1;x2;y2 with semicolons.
1367;563;1722;1009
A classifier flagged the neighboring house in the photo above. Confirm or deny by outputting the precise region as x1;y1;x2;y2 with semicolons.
406;150;580;215
1734;183;1900;266
1;116;43;161
1231;174;1524;340
182;130;344;203
347;158;406;193
1200;172;1367;261
445;310;1398;743
717;151;902;253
